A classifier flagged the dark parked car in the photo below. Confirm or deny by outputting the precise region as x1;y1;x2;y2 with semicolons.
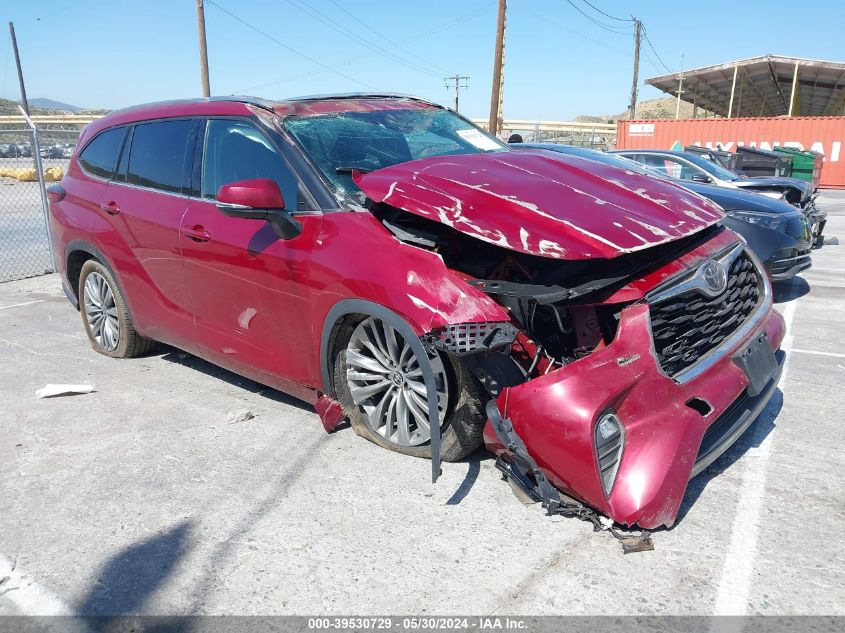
614;149;826;247
48;95;785;529
513;144;812;280
40;144;66;159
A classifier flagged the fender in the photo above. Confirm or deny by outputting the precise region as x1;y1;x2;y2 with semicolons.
320;298;443;483
63;239;134;318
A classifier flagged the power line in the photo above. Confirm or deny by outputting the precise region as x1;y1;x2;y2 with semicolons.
642;26;673;73
239;4;491;93
280;0;442;78
326;0;454;76
205;0;376;89
564;0;632;34
516;5;629;56
640;45;666;75
577;0;635;23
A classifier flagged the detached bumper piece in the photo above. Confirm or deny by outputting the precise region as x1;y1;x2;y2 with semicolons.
766;248;812;280
807;203;827;248
485;401;654;554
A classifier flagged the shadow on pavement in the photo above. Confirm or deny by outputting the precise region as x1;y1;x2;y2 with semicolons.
158;347;312;412
773;277;810;303
77;520;192;618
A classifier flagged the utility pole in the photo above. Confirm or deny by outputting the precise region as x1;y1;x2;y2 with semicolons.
675;53;685;119
629;18;641;120
444;75;470;112
488;0;506;135
8;22;29;115
196;0;211;97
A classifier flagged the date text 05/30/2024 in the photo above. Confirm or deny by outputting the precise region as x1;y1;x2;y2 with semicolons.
307;617;528;630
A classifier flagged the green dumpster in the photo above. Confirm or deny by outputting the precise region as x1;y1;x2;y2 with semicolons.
774;147;824;190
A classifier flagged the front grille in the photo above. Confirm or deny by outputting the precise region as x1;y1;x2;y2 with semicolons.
650;251;762;377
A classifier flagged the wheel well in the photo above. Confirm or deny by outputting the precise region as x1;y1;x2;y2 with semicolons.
66;250;96;301
325;312;366;395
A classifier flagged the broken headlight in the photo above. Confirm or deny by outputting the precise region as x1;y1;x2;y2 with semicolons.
595;411;624;496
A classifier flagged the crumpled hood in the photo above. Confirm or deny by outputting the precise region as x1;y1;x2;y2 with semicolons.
354;150;724;260
734;176;812;198
685;181;800;214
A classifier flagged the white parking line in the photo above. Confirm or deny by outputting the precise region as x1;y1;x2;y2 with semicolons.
791;348;845;359
712;300;797;616
0;300;46;311
0;553;74;616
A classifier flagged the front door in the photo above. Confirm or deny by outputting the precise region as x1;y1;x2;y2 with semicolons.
180;118;320;389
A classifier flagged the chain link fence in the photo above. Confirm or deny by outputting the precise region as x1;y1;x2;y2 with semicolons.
0;124;82;283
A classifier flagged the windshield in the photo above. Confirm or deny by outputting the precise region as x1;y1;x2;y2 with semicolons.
681;152;740;181
283;106;508;202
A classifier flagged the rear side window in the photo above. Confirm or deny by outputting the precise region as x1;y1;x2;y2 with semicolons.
78;127;126;179
126;120;193;193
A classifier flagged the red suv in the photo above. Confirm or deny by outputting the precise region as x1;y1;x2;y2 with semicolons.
49;95;785;529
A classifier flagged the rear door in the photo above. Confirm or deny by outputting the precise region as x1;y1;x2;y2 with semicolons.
180;117;320;388
60;124;127;259
94;118;197;349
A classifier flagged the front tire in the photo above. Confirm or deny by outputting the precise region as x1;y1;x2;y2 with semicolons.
78;259;155;358
332;316;486;461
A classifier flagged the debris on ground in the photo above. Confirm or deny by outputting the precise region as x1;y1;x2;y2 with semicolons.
226;408;255;424
34;384;95;399
315;395;345;433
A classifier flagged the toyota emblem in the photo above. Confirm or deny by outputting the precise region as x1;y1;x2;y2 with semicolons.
701;260;728;295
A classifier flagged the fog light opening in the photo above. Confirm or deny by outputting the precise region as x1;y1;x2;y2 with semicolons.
595;412;624;497
685;397;713;417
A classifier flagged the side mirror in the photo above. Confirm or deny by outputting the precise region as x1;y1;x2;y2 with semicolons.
216;178;302;240
691;173;712;183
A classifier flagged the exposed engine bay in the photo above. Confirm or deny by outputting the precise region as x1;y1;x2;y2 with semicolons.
372;202;720;386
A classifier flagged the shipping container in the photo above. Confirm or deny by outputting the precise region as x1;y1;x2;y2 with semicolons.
616;117;845;188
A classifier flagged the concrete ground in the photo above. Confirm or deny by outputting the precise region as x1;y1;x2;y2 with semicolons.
0;192;843;617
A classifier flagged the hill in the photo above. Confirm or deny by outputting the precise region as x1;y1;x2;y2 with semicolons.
576;97;710;124
28;98;82;112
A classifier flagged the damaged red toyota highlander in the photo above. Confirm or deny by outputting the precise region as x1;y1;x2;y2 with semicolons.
49;95;785;529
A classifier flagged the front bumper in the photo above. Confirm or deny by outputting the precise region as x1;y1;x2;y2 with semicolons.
483;299;786;529
766;247;812;280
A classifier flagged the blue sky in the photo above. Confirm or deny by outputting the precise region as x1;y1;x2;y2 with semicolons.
3;0;844;119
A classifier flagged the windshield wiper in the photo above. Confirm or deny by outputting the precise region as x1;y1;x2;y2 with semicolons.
335;166;374;174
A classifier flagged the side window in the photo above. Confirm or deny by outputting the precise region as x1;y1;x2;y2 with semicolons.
637;155;668;174
78;127;126;179
126;120;193;193
202;119;299;210
661;158;697;180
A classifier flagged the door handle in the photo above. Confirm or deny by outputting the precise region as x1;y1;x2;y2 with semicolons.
184;225;211;243
99;201;120;215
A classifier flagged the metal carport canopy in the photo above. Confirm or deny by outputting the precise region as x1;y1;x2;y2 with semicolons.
646;55;845;118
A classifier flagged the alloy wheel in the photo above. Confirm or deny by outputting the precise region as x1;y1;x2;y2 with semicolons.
83;272;120;351
345;317;449;447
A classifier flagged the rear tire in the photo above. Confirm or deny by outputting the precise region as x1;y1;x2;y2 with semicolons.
332;316;486;462
78;259;155;358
